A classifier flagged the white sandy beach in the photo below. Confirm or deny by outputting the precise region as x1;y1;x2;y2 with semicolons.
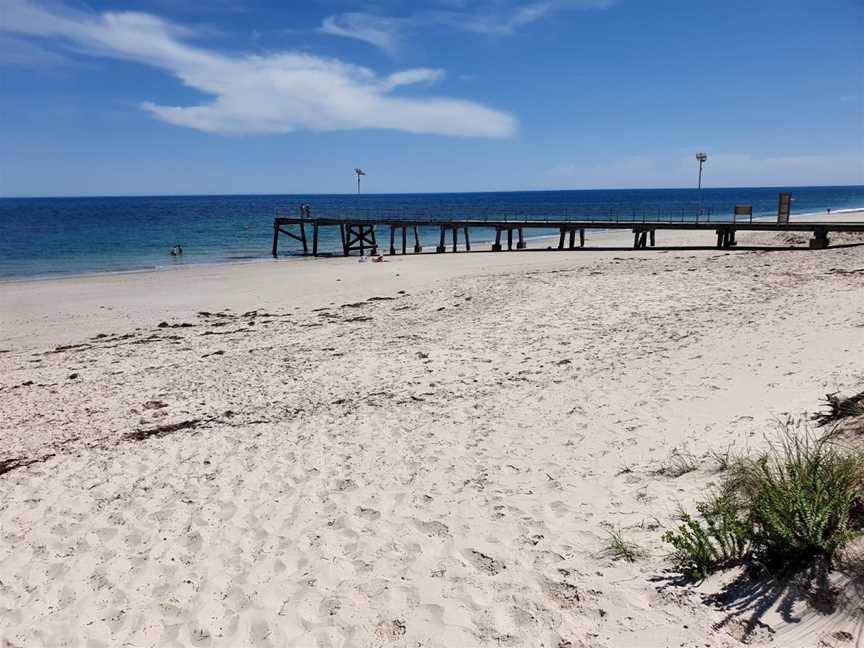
2;215;864;647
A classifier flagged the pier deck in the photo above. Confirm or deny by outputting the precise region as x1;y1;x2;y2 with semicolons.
272;211;864;257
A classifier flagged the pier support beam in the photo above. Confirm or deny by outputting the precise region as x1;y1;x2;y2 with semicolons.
715;228;737;249
343;224;377;256
437;225;446;253
809;229;830;249
413;226;422;253
390;225;410;255
558;227;586;250
271;220;310;256
517;227;526;249
493;228;503;252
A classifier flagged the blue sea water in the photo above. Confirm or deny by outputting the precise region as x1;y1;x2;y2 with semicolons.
1;186;862;280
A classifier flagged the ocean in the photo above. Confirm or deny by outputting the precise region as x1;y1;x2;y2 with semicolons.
1;186;862;280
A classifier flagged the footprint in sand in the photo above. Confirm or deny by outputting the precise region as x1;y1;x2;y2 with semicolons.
374;619;407;640
541;578;582;609
412;519;450;537
466;549;506;575
357;506;380;521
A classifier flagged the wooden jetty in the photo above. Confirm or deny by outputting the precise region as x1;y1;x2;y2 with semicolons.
272;204;864;257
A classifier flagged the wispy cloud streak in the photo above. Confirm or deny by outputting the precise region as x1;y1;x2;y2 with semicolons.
320;0;614;53
2;0;516;138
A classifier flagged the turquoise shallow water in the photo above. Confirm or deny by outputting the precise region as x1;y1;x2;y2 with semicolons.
1;186;861;280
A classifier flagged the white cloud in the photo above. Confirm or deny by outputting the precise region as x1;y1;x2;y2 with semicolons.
320;1;614;52
542;152;864;189
2;0;516;138
319;13;406;55
378;68;446;91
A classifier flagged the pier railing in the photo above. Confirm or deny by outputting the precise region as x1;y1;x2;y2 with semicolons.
275;204;717;224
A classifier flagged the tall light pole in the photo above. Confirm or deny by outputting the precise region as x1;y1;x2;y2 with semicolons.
695;152;708;221
354;167;366;195
696;152;707;190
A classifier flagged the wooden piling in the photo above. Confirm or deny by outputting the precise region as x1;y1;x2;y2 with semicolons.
271;225;279;257
413;225;422;253
437;225;446;253
312;223;319;256
809;229;830;249
389;225;397;255
402;226;407;255
493;228;503;252
464;227;470;251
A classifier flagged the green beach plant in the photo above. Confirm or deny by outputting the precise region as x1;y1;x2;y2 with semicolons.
663;423;864;579
735;428;864;567
663;487;751;579
603;528;645;563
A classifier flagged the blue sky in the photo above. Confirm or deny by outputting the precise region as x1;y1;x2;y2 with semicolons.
1;0;862;196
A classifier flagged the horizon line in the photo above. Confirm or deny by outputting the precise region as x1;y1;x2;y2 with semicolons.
2;183;863;201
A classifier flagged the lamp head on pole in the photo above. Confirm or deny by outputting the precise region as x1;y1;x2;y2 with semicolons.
696;152;708;164
354;168;366;177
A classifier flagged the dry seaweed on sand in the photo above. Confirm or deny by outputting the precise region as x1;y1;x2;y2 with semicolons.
812;391;864;426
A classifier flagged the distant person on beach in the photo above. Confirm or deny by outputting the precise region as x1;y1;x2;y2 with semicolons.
170;244;183;256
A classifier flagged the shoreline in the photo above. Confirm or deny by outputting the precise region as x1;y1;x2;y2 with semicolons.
2;208;862;286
